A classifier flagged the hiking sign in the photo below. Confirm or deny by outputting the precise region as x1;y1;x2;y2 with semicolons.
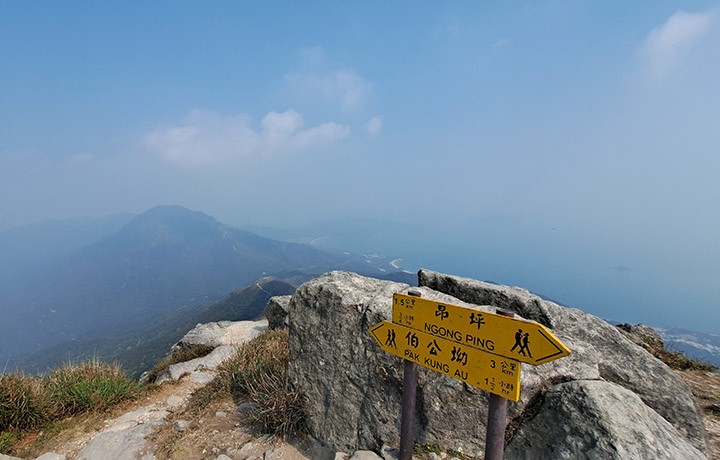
370;320;521;401
392;293;570;365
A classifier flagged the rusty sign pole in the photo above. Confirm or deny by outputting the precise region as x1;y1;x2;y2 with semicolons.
399;290;421;460
484;309;515;460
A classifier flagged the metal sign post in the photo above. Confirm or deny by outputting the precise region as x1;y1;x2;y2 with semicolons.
399;290;421;460
484;309;514;460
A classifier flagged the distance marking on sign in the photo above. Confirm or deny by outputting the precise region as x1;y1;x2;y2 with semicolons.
369;320;521;401
392;293;570;365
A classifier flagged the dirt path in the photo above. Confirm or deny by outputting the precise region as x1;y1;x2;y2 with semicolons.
17;369;315;460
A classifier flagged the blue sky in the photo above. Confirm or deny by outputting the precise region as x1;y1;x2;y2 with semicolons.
1;2;719;332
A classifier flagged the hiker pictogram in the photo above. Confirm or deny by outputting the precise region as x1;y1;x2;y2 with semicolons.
511;329;523;353
385;329;397;348
511;329;532;358
521;333;532;358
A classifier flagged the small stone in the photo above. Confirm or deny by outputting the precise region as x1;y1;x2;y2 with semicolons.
335;453;351;460
211;447;220;454
216;455;232;460
165;395;185;409
215;410;227;418
173;420;190;432
238;442;255;455
238;402;260;414
349;451;383;460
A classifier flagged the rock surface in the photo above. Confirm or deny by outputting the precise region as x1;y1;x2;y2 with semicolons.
287;270;709;458
265;295;292;329
418;269;708;454
0;454;23;460
172;319;268;348
506;379;705;459
75;406;168;460
155;320;267;384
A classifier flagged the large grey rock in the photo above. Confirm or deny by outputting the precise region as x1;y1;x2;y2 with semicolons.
175;319;268;348
506;380;706;459
265;295;292;329
418;269;708;453
289;271;513;457
153;319;268;383
155;345;235;383
288;270;708;457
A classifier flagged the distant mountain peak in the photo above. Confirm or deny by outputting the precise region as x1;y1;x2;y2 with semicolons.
113;205;223;244
134;205;217;225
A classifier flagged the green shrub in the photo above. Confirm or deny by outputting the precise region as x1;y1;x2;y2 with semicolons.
45;359;138;418
0;374;46;432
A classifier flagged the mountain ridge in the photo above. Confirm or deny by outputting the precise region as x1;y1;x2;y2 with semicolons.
0;205;397;372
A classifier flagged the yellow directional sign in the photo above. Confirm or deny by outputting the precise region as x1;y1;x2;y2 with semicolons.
392;293;570;365
369;321;521;401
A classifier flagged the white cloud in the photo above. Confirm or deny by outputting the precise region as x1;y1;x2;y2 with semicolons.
365;116;383;137
285;69;373;111
142;109;349;169
640;9;716;74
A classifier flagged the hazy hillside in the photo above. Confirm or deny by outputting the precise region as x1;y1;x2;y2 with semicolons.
0;205;397;371
18;277;297;377
0;213;133;293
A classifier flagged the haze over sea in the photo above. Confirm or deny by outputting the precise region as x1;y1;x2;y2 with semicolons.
1;2;719;333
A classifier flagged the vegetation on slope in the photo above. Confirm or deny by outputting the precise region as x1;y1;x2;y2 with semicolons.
185;328;305;437
0;360;138;454
616;323;717;371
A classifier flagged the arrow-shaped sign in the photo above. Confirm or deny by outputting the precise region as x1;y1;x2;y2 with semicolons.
392;293;570;365
369;321;521;401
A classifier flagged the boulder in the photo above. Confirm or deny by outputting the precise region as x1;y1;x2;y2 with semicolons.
173;320;268;348
506;380;705;459
418;269;708;454
0;454;23;460
287;271;708;457
265;295;292;329
153;320;268;383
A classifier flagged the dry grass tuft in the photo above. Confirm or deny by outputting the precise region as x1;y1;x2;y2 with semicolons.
183;329;306;437
45;359;138;418
0;374;46;432
0;359;137;454
223;329;306;436
144;344;216;384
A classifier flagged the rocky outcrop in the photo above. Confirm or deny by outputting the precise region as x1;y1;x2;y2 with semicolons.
265;295;292;329
287;270;709;458
154;320;268;383
417;269;708;454
506;380;705;459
